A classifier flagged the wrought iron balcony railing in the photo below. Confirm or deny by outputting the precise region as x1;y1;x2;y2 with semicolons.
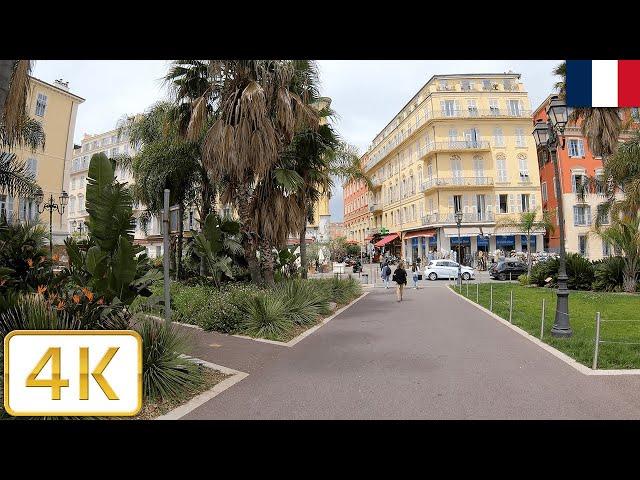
421;176;493;191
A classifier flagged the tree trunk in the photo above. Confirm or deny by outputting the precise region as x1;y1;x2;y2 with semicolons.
622;260;638;293
199;183;212;277
299;215;308;279
526;233;532;278
169;235;177;276
176;203;184;280
236;186;262;285
260;238;276;287
0;60;15;116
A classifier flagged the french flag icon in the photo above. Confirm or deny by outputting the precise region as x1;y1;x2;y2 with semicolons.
567;60;640;107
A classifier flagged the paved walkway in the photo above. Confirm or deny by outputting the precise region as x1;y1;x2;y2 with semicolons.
183;285;640;419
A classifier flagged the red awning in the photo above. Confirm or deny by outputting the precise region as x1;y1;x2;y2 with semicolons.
374;233;399;247
404;229;436;240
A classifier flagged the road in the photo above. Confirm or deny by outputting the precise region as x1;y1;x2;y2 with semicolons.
183;284;640;419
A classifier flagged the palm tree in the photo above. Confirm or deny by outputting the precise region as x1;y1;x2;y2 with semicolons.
0;60;44;199
495;209;554;277
189;60;319;285
553;60;622;159
594;214;640;293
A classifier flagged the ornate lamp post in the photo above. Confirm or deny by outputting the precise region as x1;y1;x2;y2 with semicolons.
532;95;571;337
35;190;69;258
455;209;463;288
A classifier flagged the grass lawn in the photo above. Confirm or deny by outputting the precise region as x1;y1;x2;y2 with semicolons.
451;283;640;369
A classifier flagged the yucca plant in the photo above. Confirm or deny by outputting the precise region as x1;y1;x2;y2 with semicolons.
136;318;203;401
239;293;292;340
592;256;625;292
278;279;330;325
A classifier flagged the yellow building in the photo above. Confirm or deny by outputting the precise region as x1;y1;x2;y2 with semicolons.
1;77;84;243
364;73;543;265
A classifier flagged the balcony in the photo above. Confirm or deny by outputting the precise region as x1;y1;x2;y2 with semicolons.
420;140;490;157
369;203;382;213
421;212;495;225
371;177;383;189
435;109;531;120
421;176;494;192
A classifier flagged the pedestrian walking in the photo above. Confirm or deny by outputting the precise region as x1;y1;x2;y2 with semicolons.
411;262;419;289
392;261;408;301
381;261;392;289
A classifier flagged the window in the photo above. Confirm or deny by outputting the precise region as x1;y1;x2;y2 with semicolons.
35;93;47;116
493;127;504;147
156;246;162;258
450;156;462;183
499;194;508;214
476;194;486;220
597;206;610;225
518;155;529;179
521;194;530;212
568;139;585;157
0;194;12;221
448;129;458;146
473;155;484;178
541;182;548;202
496;154;508;182
571;173;587;193
438;80;450;91
578;235;588;256
508;100;521;116
443;100;456;117
453;195;462;213
602;240;611;257
464;128;480;147
26;158;37;176
489;99;500;115
461;80;473;91
573;205;591;226
69;197;76;213
483;80;492;91
467;100;478;116
102;137;110;146
110;147;118;157
515;128;526;147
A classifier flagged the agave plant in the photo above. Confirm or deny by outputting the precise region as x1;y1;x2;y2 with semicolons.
238;293;292;340
191;213;243;288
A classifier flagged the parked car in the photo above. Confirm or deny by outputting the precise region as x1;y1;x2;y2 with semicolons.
489;260;528;280
424;260;475;281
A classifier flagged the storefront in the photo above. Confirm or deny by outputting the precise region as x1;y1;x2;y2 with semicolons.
374;233;401;259
496;235;516;252
449;236;472;265
520;235;537;252
404;229;436;264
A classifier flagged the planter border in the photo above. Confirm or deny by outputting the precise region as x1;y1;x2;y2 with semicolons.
156;356;248;420
448;286;640;376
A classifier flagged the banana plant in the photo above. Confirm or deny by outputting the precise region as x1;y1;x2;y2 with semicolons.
191;213;243;288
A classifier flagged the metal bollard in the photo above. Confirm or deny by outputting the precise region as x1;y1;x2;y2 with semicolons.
593;312;601;370
509;290;513;324
540;298;545;339
490;283;493;312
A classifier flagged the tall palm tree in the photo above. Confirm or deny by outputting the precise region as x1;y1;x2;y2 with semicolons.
495;209;554;277
0;60;44;200
189;60;318;285
553;60;622;159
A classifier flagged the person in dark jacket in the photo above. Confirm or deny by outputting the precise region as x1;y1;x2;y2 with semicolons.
392;260;408;301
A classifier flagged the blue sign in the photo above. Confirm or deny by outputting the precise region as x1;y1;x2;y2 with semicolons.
521;235;537;249
429;234;437;246
450;236;471;246
496;235;515;247
477;235;489;247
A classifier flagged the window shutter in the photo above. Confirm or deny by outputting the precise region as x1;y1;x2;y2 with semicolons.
454;100;460;113
18;198;24;221
573;206;579;226
7;196;13;220
471;195;477;215
530;193;536;211
448;195;454;212
463;194;470;213
587;206;592;225
487;195;493;214
508;194;515;213
440;101;445;113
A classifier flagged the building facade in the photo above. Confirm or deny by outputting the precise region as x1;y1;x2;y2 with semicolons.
328;221;345;240
1;77;84;242
364;73;544;265
343;172;369;246
533;98;639;260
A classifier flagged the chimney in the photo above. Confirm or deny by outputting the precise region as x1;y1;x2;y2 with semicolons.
54;78;69;90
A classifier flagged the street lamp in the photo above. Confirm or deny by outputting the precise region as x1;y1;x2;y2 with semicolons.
532;95;571;338
36;190;68;258
455;209;463;288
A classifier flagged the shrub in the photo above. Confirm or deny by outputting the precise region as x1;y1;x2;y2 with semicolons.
136;318;203;401
277;279;330;325
309;277;363;305
518;274;529;286
592;256;625;292
238;292;292;340
529;253;594;290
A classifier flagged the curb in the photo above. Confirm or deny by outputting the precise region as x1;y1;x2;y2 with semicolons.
448;286;640;377
156;357;249;420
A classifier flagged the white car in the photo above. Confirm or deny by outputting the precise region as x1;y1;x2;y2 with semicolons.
424;260;475;281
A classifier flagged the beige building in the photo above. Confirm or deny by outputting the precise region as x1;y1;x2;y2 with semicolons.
364;73;544;265
1;77;84;242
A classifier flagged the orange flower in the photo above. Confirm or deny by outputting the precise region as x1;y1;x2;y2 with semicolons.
72;294;81;304
52;254;60;262
81;288;94;301
37;285;47;295
26;258;33;268
56;300;65;310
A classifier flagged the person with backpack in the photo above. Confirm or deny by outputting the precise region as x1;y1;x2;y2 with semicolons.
381;261;392;289
392;260;408;301
411;262;419;289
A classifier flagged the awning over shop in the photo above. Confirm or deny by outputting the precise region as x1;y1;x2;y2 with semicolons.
374;233;399;247
404;229;437;240
443;227;482;237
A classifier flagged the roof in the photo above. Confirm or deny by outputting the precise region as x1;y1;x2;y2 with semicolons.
30;76;85;103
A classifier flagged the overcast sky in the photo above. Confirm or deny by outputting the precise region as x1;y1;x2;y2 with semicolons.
33;60;560;221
